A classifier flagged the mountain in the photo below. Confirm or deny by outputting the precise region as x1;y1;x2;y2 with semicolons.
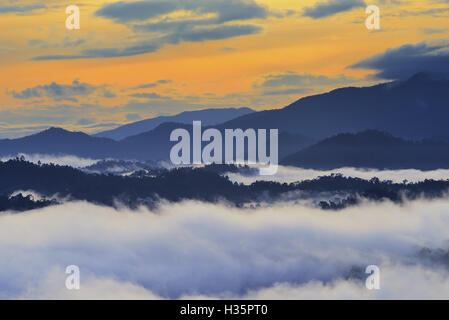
281;130;449;170
94;107;254;140
222;73;449;140
0;127;119;158
0;125;314;162
111;122;314;161
2;72;448;165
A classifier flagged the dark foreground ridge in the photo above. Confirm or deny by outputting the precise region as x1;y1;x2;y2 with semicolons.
281;130;449;170
1;159;449;212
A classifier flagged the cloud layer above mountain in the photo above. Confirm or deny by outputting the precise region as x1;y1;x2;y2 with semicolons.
1;198;449;299
350;39;449;80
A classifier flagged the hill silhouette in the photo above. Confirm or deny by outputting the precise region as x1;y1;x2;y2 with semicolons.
0;124;314;162
0;128;118;158
1;72;448;168
281;130;449;170
2;159;449;211
222;73;449;140
94;107;254;140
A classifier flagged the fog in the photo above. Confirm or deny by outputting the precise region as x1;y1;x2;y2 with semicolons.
0;198;449;299
228;165;449;184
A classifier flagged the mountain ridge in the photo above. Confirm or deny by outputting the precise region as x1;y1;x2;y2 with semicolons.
94;107;254;140
222;72;449;140
281;130;449;170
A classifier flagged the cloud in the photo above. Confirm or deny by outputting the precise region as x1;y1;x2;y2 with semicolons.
32;0;269;60
95;1;178;23
77;118;95;126
0;198;449;299
32;25;262;60
8;80;116;102
221;46;237;52
0;4;46;14
256;72;357;88
126;113;142;121
226;164;449;185
28;37;86;49
303;0;366;19
420;27;449;35
162;24;262;44
241;265;449;299
349;39;449;80
131;80;173;90
95;0;268;23
262;88;311;96
253;72;358;96
129;92;164;99
32;43;163;60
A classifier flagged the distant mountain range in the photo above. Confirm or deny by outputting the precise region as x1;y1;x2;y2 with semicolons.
0;125;314;162
94;107;254;140
222;73;449;140
281;130;449;170
1;72;449;170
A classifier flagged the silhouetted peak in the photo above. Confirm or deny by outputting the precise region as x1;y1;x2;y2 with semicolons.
44;127;69;134
35;127;89;140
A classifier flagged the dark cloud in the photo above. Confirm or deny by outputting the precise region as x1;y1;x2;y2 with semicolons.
133;17;217;33
32;24;261;60
0;4;46;14
32;0;268;60
349;39;449;80
28;37;86;49
9;80;115;102
95;0;268;23
131;80;173;90
163;24;262;44
95;1;178;23
303;0;366;19
129;92;164;99
32;42;162;60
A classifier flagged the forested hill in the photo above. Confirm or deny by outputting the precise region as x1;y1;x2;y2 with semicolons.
2;159;449;212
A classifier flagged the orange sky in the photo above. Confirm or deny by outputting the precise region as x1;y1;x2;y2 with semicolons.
0;0;448;137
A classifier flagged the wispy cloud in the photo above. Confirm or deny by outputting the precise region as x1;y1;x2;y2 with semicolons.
253;71;359;96
8;80;116;102
303;0;366;19
131;80;173;90
349;38;449;79
95;0;269;23
31;0;274;60
0;3;46;14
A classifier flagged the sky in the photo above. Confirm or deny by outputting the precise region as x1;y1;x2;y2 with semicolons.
1;0;449;138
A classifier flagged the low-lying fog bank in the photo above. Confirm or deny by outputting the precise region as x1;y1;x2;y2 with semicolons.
0;198;448;299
